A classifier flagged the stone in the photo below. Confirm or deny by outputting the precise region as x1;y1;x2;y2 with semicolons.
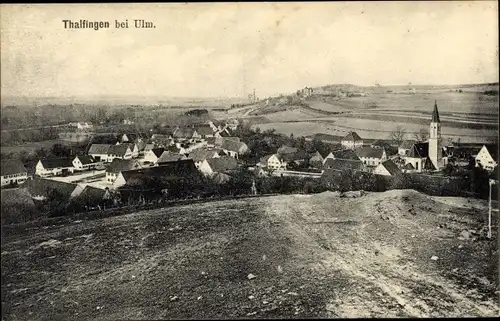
247;273;257;280
430;256;439;261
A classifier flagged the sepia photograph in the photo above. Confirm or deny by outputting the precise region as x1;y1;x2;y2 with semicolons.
1;2;499;319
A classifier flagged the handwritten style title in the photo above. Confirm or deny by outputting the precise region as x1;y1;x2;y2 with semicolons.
62;19;155;30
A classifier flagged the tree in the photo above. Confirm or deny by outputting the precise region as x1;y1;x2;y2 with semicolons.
414;127;428;143
389;126;406;147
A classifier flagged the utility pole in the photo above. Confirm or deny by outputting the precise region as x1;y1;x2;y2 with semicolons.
488;179;497;239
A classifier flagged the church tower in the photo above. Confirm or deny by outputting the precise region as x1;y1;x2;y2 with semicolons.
428;100;442;170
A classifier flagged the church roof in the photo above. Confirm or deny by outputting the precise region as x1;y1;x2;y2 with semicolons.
431;101;440;123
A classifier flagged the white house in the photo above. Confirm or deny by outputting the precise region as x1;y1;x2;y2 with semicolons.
105;159;142;184
221;139;249;159
72;155;100;171
35;158;74;177
341;132;363;149
1;160;28;187
143;148;166;164
355;147;387;168
198;156;238;176
187;148;220;168
88;144;111;162
475;144;498;171
398;140;416;156
107;144;133;162
259;154;286;170
373;159;402;176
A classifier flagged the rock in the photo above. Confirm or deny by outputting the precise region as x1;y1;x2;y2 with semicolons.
341;191;363;198
248;295;255;300
430;256;439;261
458;244;463;249
247;273;257;280
287;292;299;296
276;265;283;273
246;311;257;316
197;296;203;300
170;296;179;302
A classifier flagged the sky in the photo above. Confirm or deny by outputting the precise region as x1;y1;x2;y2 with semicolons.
1;2;498;99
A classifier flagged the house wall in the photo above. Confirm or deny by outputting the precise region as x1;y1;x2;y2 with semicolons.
267;155;286;170
398;147;411;156
106;172;119;183
475;146;497;171
341;140;363;149
112;174;127;189
198;160;214;175
1;172;28;186
359;156;384;167
405;157;424;173
373;164;391;176
89;153;109;162
143;151;159;164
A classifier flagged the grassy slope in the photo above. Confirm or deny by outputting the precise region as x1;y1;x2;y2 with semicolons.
1;190;498;320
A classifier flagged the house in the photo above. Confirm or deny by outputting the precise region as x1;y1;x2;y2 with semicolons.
341;132;363;149
214;130;232;146
323;158;364;172
71;186;111;210
156;151;188;165
221;139;249;159
88;144;111;162
76;122;93;130
206;137;216;147
402;163;416;173
173;127;200;141
279;149;308;165
187;148;220;168
143;148;166;164
1;160;28;187
309;151;324;168
373;159;402;176
143;143;155;153
35;158;74;177
167;144;188;155
72;155;100;171
123;143;140;158
404;142;449;172
198;156;238;176
355;147;387;168
121;133;140;143
193;124;215;139
371;140;397;155
398;140;416;156
475;144;498;171
107;144;133;162
105;159;142;184
227;118;239;131
323;149;360;163
24;178;83;201
113;159;201;189
277;145;299;155
259;154;286;170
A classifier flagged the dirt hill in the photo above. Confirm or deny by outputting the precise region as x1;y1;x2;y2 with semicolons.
1;190;498;319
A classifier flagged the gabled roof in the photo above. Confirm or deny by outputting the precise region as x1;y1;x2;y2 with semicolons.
75;155;97;165
218;130;231;137
280;149;308;162
331;149;360;161
157;151;188;164
108;144;131;156
1;160;27;176
309;151;324;161
221;140;247;153
120;159;200;184
150;148;166;158
403;163;415;170
193;125;214;136
371;140;392;149
206;156;238;172
39;158;74;169
122;133;138;141
73;186;107;202
379;159;401;175
144;143;155;150
24;178;77;199
323;158;363;171
277;145;299;155
106;158;142;173
188;148;219;162
206;137;216;145
423;157;436;170
341;131;362;142
88;144;111;155
431;101;440;123
173;127;197;138
355;146;385;159
407;142;429;158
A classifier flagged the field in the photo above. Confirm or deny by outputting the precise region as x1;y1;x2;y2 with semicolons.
233;87;499;144
0;140;73;156
2;190;498;319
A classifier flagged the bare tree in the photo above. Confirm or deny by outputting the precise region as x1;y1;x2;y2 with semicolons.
389;126;406;146
414;127;428;142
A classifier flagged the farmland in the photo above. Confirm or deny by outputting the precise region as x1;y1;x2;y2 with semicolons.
1;190;498;319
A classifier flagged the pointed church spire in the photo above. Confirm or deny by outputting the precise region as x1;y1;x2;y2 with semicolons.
431;100;440;123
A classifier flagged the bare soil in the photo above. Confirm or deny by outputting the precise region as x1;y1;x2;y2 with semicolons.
1;190;498;320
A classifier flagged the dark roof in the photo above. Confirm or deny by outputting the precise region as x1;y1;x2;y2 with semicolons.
221;140;247;153
484;144;498;161
281;149;308;162
188;149;219;162
73;186;107;203
206;156;238;172
323;158;363;171
218;130;231;137
380;159;401;175
399;140;416;149
75;155;97;165
341;131;362;142
403;163;415;170
371;140;392;148
106;159;142;173
355;146;385;159
407;142;429;158
88;144;111;155
24;178;78;199
277;145;299;155
331;149;360;161
194;125;214;136
173;127;196;138
40;158;73;169
431;101;440;123
150;148;166;158
309;151;324;161
108;144;130;157
423;157;436;170
1;160;27;176
157;151;187;164
121;159;200;184
260;154;280;164
122;133;138;142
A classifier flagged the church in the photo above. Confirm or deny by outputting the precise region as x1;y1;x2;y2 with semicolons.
404;101;449;172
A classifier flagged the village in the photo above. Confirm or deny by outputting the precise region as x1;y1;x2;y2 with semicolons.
0;100;497;219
